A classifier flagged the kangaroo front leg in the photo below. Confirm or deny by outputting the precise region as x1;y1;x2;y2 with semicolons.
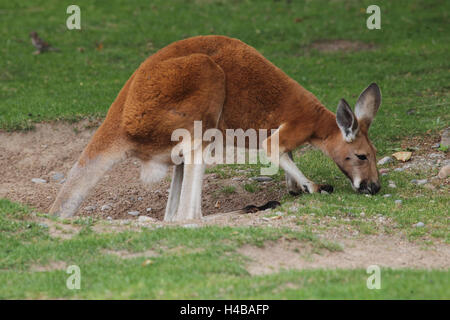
49;150;125;218
279;152;318;194
285;151;304;195
164;164;184;221
280;152;334;194
167;163;205;222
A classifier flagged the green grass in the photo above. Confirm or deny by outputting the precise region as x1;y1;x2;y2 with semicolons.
220;185;237;194
0;0;448;299
0;199;448;299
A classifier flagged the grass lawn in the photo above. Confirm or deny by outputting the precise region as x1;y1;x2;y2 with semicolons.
0;0;448;299
1;199;448;299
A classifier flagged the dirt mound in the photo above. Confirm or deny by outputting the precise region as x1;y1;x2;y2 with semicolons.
0;121;284;220
238;236;450;274
309;40;375;52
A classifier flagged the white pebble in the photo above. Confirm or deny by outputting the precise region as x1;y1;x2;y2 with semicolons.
31;178;47;184
377;156;393;165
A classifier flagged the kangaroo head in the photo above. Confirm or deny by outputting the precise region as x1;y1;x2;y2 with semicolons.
328;83;382;194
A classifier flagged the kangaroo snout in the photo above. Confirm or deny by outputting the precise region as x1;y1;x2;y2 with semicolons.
358;180;381;195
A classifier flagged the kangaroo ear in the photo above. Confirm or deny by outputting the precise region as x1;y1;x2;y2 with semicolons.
355;83;381;129
336;98;359;142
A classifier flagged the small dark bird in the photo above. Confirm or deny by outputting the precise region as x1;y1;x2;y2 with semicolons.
29;31;59;54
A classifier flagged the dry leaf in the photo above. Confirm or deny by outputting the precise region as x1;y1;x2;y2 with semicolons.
214;200;220;209
142;259;153;266
392;151;412;162
96;42;103;51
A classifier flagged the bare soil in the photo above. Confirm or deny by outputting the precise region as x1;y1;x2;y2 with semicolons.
0;121;284;220
238;236;450;274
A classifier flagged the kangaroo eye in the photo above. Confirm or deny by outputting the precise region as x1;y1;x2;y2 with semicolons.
356;154;368;160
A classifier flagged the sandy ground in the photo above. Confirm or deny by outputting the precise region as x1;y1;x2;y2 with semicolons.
0;121;284;220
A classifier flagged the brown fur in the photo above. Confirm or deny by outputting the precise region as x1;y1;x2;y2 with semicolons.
83;35;341;161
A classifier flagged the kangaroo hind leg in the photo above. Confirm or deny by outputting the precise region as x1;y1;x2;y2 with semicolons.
49;134;129;218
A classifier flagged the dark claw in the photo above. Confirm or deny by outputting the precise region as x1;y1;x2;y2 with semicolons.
289;190;302;196
242;205;259;213
318;184;334;193
242;201;281;214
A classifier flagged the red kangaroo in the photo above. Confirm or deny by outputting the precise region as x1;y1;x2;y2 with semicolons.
50;35;382;221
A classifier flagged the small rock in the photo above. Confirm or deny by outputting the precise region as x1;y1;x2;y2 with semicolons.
138;216;154;223
388;182;397;188
429;153;443;159
50;172;64;182
392;151;412;162
137;197;143;201
101;204;112;211
146;207;152;212
394;200;402;205
431;143;440;149
84;205;96;212
379;168;390;174
414;222;425;228
250;176;273;182
383;194;392;198
394;167;405;172
31;178;47;184
320;190;329;195
377;156;393;165
106;216;113;221
128;211;140;216
275;211;284;216
360;212;366;217
38;223;49;228
416;179;428;185
438;165;450;179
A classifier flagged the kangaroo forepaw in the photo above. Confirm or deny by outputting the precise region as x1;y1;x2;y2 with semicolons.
318;184;334;194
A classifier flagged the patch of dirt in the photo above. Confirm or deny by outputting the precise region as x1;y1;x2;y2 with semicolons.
309;40;376;53
40;219;81;240
30;261;67;272
238;236;450;275
0;122;284;221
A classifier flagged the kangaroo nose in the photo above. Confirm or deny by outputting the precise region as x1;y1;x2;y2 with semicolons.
369;182;381;195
